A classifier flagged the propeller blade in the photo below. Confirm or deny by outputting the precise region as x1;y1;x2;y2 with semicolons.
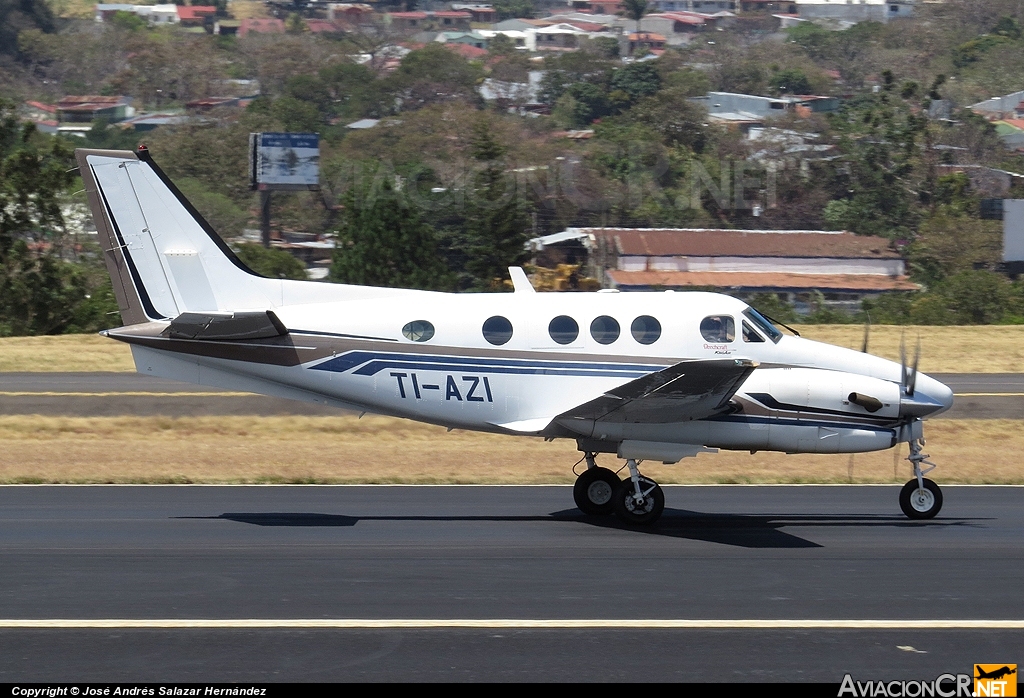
861;314;871;353
899;332;908;392
908;336;920;397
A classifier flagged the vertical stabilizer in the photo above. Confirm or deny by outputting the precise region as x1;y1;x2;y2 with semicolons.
76;146;272;325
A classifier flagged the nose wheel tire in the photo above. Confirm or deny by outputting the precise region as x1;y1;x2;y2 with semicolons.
899;478;942;519
573;467;621;515
612;477;665;525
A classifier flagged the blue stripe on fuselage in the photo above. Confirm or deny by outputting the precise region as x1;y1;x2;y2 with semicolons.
308;351;666;378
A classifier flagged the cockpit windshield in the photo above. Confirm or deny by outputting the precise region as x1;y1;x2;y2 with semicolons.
742;307;783;344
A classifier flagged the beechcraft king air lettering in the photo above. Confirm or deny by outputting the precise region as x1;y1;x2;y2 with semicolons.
78;146;955;524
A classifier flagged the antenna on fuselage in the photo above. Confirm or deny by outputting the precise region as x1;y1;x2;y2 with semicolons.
508;266;536;294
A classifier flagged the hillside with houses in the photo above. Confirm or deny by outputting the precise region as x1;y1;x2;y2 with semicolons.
3;0;1024;333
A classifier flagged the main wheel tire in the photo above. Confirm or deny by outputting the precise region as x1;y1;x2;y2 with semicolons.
573;467;620;515
612;477;665;525
899;478;943;519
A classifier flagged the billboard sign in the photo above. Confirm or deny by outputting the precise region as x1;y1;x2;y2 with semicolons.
249;132;319;189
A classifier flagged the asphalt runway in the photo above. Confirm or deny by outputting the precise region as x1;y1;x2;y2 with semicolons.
0;485;1021;682
0;372;1020;418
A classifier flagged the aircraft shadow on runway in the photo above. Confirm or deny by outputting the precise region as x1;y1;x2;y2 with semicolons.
179;510;986;549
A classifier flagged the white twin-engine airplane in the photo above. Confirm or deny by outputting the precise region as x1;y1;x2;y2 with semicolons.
78;146;954;524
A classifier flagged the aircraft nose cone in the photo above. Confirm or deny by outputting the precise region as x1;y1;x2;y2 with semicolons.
900;376;954;418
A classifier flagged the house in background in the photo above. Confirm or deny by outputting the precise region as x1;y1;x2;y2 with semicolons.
451;4;497;23
176;5;216;28
20;101;58;134
435;30;490;49
534;227;916;313
55;95;134;136
695;91;839;121
970;90;1024;151
238;18;285;36
95;4;180;24
389;11;472;32
795;0;914;24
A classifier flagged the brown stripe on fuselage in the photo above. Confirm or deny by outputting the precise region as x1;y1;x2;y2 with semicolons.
106;324;687;369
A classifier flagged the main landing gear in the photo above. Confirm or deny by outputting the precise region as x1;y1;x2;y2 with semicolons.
573;454;665;525
899;437;943;520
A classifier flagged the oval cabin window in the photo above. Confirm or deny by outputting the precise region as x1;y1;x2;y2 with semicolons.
630;315;661;345
402;320;435;342
548;315;579;345
590;316;620;345
482;316;514;346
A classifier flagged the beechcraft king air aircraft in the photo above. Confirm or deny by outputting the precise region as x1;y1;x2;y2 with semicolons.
77;146;954;524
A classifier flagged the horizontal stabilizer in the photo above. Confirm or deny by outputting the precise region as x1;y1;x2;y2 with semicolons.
165;310;288;341
557;358;757;428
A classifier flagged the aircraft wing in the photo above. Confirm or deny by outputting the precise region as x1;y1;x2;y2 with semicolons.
556;358;757;427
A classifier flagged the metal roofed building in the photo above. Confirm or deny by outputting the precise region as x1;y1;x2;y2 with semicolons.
795;0;914;23
56;95;134;124
560;227;917;313
695;92;840;120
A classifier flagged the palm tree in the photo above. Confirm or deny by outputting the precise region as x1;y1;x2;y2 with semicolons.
621;0;649;55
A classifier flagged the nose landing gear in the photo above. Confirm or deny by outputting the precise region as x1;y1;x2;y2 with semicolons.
899;437;942;519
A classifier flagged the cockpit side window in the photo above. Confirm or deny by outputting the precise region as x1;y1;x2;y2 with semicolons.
742;320;765;343
742;307;783;343
700;315;735;343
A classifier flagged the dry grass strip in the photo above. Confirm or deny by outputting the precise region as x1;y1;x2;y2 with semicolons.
0;335;136;373
3;326;1024;374
0;415;1019;485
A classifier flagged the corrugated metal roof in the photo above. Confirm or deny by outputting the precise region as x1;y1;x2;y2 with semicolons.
586;228;899;259
608;270;919;292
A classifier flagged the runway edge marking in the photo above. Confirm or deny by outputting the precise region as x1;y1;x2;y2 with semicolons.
1;619;1023;629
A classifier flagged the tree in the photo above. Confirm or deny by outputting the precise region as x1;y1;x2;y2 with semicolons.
0;103;118;335
492;0;534;21
233;244;308;280
462;120;530;290
2;0;55;58
622;0;649;32
769;68;812;95
624;88;710;152
610;62;661;103
385;43;484;111
330;176;452;290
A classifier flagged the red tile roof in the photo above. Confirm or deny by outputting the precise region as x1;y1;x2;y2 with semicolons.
306;19;342;32
630;32;666;41
563;20;605;31
25;100;56;113
589;229;900;259
239;18;285;36
651;12;707;25
445;43;488;59
608;270;919;292
177;5;216;21
433;11;471;17
389;11;428;18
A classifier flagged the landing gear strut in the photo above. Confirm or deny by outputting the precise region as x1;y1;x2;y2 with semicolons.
612;459;665;525
899;437;942;519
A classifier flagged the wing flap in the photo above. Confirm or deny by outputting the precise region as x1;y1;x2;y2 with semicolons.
557;358;757;427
